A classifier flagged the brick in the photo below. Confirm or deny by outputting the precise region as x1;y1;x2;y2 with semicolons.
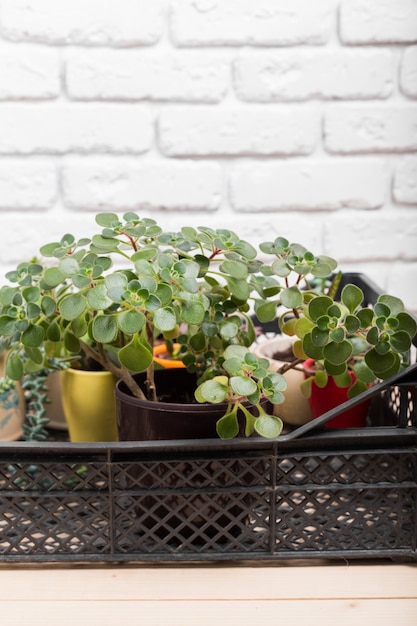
324;105;417;154
229;160;386;211
0;0;163;46
400;46;417;98
0;104;152;154
0;159;56;209
234;50;394;101
61;158;222;211
394;157;417;204
340;0;417;44
324;212;417;261
159;107;320;156
66;51;229;103
0;43;59;100
386;263;417;312
170;0;332;46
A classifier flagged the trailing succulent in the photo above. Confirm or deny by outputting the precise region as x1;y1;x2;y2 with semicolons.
0;215;415;439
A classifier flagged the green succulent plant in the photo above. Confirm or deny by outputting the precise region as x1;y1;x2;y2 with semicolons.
0;218;415;439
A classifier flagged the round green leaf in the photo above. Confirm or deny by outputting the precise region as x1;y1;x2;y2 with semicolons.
341;284;363;313
254;415;283;439
154;307;177;332
322;339;352;365
280;286;303;309
86;284;113;310
118;335;153;373
42;267;65;289
230;376;257;397
22;324;44;348
6;355;24;381
198;379;228;404
216;411;239;439
59;294;87;321
92;315;118;344
117;310;146;335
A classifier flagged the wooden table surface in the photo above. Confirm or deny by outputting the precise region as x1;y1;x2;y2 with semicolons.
0;560;416;625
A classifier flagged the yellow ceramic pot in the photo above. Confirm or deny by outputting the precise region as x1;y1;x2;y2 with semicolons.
60;368;119;442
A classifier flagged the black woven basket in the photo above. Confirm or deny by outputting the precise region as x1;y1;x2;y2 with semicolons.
0;273;416;564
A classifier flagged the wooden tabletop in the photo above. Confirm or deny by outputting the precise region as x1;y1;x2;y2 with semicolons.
0;560;416;625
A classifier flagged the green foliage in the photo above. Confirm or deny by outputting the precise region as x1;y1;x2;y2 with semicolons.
0;214;415;438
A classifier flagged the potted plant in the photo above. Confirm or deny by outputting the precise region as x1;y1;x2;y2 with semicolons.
254;237;417;427
0;216;415;440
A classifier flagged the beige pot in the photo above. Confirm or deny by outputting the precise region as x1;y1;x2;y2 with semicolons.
44;371;68;430
0;384;25;441
0;352;25;440
252;336;312;426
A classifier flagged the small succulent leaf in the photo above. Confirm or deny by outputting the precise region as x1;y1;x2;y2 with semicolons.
117;310;146;335
397;312;417;337
189;331;206;351
390;330;412;353
378;294;404;316
223;345;248;360
357;308;374;329
220;319;240;339
86;284;113;310
345;315;360;333
323;339;352;365
92;315;118;344
24;346;43;365
95;212;119;227
42;267;66;289
71;315;88;338
312;327;330;346
223;357;242;376
322;360;346;376
254;415;283;439
63;330;80;354
118;335;153;373
366;326;379;345
41;295;56;317
333;371;352;388
341;284;363;313
308;296;333;321
154;307;177;332
293;316;315;338
220;260;248;279
329;327;345;343
225;276;250;302
347;379;369;399
6;355;24;380
59;294;87;321
254;300;277;323
22;324;44;348
59;257;79;276
216;410;239;439
0;316;17;336
365;348;396;375
198;379;228;404
46;321;61;342
302;333;324;360
230;376;257;397
352;360;376;384
315;369;328;388
280;286;303;309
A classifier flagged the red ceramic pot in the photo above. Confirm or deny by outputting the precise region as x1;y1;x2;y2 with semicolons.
303;359;369;429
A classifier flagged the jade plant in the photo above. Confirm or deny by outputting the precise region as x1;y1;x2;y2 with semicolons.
0;216;415;439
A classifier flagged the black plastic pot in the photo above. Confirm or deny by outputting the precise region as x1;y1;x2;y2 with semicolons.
115;368;261;441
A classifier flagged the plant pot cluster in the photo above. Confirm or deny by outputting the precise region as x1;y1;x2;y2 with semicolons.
0;213;415;442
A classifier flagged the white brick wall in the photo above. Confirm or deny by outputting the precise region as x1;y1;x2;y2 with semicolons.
0;0;416;310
